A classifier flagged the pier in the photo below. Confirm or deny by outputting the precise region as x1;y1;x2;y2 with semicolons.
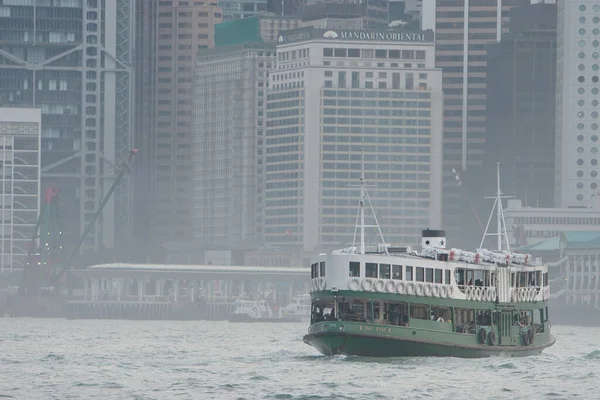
63;263;310;320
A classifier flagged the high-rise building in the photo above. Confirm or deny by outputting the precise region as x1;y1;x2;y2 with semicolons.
134;0;222;251
266;27;443;251
485;3;557;209
422;0;530;248
192;43;275;248
0;0;135;256
0;108;41;272
555;2;600;208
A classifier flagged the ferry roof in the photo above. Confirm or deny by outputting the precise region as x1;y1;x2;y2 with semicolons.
69;263;308;282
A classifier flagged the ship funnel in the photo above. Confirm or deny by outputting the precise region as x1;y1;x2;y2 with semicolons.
421;229;446;248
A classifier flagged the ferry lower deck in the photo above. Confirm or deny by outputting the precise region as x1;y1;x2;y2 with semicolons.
304;290;555;358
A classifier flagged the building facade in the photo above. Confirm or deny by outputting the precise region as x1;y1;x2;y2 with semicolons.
485;3;557;208
422;0;530;248
266;28;443;251
0;108;41;272
555;2;600;208
134;0;222;251
0;0;135;256
219;0;267;21
192;43;275;248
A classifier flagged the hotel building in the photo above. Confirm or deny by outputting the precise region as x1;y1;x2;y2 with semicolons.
265;27;443;251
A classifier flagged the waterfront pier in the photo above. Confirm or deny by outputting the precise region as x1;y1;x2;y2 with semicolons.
65;263;310;320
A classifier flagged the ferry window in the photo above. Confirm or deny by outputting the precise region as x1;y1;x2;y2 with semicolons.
366;262;378;278
425;268;434;283
319;262;326;277
466;269;474;285
311;263;317;279
434;269;442;284
405;266;413;280
445;270;451;284
536;271;542;286
392;265;402;279
349;261;360;277
455;269;465;286
416;267;425;282
543;272;548;286
379;264;391;279
511;273;516;287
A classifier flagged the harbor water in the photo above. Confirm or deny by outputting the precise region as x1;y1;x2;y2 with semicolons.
0;319;598;399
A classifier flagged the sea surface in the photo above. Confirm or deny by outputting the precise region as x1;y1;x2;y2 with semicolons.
0;319;598;400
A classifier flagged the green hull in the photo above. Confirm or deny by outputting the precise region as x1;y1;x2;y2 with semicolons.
304;321;555;358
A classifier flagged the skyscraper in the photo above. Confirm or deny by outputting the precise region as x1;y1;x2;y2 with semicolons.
134;0;222;253
555;2;600;208
422;0;530;248
485;3;557;208
193;43;275;248
0;0;135;256
266;28;443;251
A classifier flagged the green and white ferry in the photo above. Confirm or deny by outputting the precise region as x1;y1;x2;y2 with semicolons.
304;163;556;358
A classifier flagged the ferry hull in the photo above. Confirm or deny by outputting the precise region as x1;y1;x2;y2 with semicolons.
303;322;555;358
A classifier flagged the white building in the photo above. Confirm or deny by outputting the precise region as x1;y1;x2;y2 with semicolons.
555;2;600;207
0;108;41;272
192;43;276;248
504;199;600;247
265;28;443;251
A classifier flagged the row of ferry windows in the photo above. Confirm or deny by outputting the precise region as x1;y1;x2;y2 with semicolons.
349;262;452;285
310;262;326;278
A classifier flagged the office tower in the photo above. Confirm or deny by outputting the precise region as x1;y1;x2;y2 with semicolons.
134;0;222;252
422;0;530;248
486;3;557;208
0;108;41;272
192;43;275;248
555;2;600;208
266;27;443;251
0;0;135;256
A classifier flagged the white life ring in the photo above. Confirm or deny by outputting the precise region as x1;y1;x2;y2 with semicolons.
310;279;317;293
348;277;360;291
375;279;386;293
406;282;415;295
362;279;373;292
396;281;406;295
415;283;424;296
465;286;473;301
385;280;396;293
319;277;326;291
447;285;454;297
440;285;448;298
425;284;433;297
432;285;440;297
478;287;484;302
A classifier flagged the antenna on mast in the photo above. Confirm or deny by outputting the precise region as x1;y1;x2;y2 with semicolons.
351;147;388;255
479;162;511;251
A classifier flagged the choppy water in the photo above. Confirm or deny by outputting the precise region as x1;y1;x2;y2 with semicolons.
0;320;598;399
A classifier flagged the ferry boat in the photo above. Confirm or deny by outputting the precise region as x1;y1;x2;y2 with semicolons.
303;163;556;358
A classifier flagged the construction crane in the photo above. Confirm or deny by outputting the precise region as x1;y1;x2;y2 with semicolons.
17;149;138;297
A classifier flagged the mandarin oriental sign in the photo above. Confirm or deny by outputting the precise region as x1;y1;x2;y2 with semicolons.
338;31;427;42
277;28;434;44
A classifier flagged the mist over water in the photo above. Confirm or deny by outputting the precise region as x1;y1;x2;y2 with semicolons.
0;320;597;399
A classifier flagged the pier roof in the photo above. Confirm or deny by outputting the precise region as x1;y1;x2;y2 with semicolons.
69;263;309;282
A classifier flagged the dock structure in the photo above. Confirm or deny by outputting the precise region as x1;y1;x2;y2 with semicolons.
65;263;310;320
